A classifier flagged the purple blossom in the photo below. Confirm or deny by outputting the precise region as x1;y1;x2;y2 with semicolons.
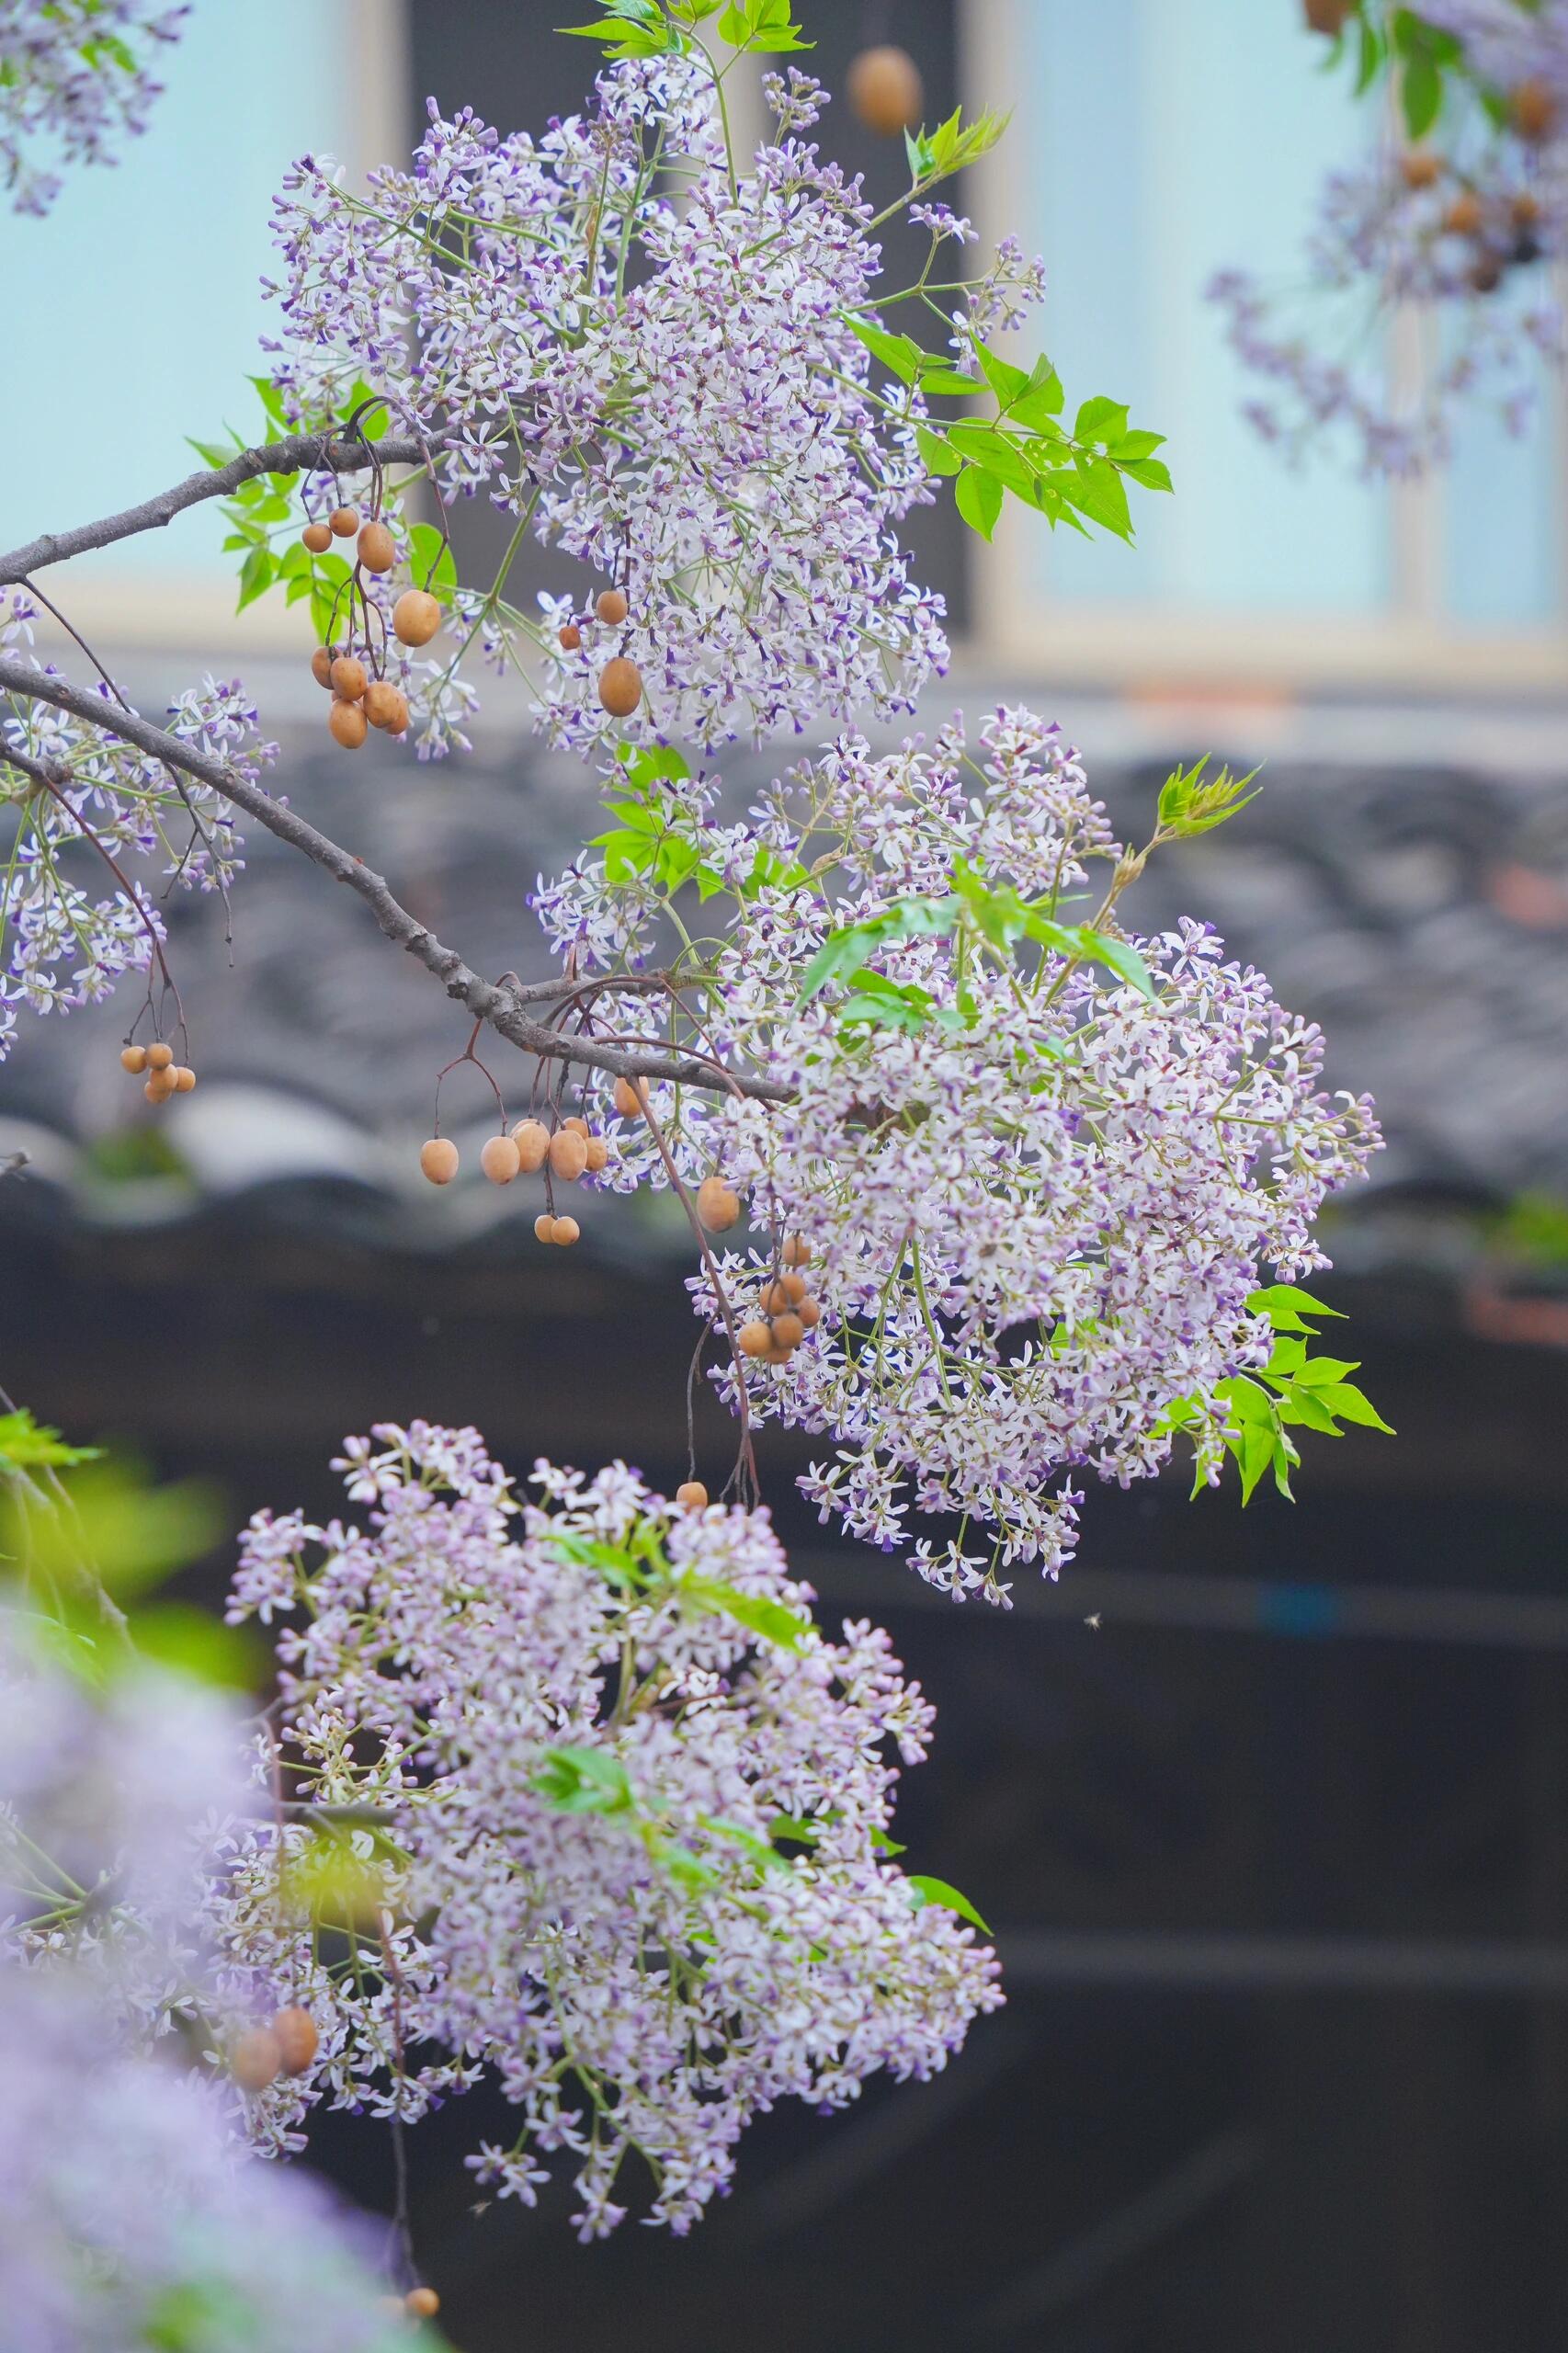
219;1428;1003;2237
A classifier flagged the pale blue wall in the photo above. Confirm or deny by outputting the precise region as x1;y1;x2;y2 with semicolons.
0;0;364;577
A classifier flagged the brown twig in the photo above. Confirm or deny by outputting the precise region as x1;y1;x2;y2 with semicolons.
0;653;790;1107
0;432;429;585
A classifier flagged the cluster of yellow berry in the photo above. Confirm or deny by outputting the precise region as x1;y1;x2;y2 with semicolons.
120;1040;195;1103
738;1235;820;1365
559;586;642;718
299;501;441;748
229;2003;319;2092
1399;138;1552;293
420;1113;613;1245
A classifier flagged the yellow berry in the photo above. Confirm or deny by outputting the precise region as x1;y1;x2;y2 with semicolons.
392;590;441;647
1442;191;1484;237
405;2287;440;2321
420;1137;459;1185
585;1136;609;1172
329;505;359;538
231;2028;283;2092
511;1118;551;1171
797;1295;822;1329
561;1115;589;1138
552;1214;581;1246
301;521;332;553
760;1279;795;1316
147;1041;174;1071
120;1044;147;1074
778;1269;807;1305
559;622;582;651
311;645;336;690
271;2006;319;2076
173;1065;197;1094
363;680;404;731
357;519;396;574
329;698;369;749
676;1481;709;1510
329;654;368;699
143;1071;176;1105
697;1176;741;1232
613;1074;647;1120
481;1133;522;1184
739;1321;774;1360
770;1311;805;1352
534;1212;555;1243
597;656;642;717
1512;77;1557;141
549;1128;588;1182
782;1233;810;1268
596;587;629;625
1399;150;1442;189
846;44;923;135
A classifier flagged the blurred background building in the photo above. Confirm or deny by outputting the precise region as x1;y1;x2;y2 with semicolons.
5;2;1568;2347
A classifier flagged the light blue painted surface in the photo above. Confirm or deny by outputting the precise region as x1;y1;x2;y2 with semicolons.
1441;336;1564;624
1019;0;1395;615
0;1;361;576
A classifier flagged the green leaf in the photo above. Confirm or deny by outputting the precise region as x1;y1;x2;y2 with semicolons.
915;425;962;477
1401;46;1442;136
1157;756;1261;839
1313;1382;1396;1435
1120;456;1174;494
1247;1283;1345;1328
235;545;274;613
947;422;1037;495
0;1409;99;1474
132;1603;264;1690
798;897;959;1000
531;1745;636;1814
908;1873;993;1934
1061;456;1133;541
408;520;457;597
679;1575;809;1652
846;315;924;385
978;343;1031;405
955;461;1005;540
1074;394;1131;445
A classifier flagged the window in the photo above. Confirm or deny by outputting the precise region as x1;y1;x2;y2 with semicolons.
961;0;1568;686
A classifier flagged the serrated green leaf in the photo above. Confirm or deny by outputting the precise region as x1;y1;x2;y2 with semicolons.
915;425;962;477
846;315;923;385
1074;394;1131;445
978;344;1031;405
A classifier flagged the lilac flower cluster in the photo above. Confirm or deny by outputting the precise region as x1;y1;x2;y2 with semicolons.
1212;3;1567;472
540;710;1380;1600
217;1425;1001;2237
0;1619;411;2351
262;60;953;753
0;590;273;1055
0;0;187;215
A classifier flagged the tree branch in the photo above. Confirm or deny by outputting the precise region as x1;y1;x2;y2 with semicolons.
0;434;428;585
0;654;789;1104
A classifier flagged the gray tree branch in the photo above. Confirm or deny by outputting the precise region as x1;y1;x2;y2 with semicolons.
0;654;789;1105
0;434;428;585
